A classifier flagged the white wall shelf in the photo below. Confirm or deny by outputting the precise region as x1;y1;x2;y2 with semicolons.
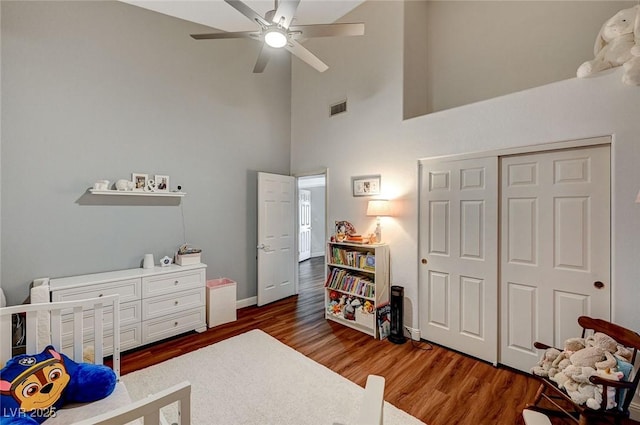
89;189;186;197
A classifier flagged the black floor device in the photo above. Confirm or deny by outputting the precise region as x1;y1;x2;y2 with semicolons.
388;285;406;344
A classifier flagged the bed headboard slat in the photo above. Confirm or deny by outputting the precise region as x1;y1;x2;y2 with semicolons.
25;311;38;354
0;315;12;365
94;303;104;365
50;309;62;349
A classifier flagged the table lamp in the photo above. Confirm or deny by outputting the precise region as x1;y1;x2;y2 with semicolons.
367;199;392;243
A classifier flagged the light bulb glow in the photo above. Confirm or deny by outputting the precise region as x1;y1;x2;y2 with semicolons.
264;29;287;48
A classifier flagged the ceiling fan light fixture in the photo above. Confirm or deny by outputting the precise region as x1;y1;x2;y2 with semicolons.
264;28;287;48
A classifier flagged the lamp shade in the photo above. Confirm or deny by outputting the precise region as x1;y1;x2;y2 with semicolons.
367;200;391;217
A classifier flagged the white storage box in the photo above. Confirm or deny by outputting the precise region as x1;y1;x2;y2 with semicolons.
176;253;201;266
206;278;237;328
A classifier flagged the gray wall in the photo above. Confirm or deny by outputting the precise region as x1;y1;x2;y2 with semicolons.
1;1;291;305
403;0;636;115
291;0;640;334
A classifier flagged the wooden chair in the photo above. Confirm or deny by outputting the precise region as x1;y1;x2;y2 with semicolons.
526;316;640;425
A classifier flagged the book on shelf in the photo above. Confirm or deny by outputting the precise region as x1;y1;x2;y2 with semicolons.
324;268;374;298
364;254;375;270
376;304;391;340
330;245;376;271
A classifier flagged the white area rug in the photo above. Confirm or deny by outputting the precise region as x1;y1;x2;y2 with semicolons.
122;329;425;425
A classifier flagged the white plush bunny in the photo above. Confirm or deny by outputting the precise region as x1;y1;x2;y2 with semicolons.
577;5;640;86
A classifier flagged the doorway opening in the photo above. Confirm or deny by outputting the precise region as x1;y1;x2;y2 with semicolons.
297;174;326;295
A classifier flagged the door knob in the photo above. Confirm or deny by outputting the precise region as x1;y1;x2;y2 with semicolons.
421;258;428;264
594;281;605;289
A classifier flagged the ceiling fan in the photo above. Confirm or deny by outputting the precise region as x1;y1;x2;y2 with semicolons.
190;0;364;73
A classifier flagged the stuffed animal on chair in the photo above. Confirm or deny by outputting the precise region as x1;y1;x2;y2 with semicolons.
577;5;640;85
0;346;116;424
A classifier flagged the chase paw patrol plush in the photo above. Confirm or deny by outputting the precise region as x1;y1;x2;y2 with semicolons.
1;346;116;424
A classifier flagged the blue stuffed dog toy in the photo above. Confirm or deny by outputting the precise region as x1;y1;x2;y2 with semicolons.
1;345;116;424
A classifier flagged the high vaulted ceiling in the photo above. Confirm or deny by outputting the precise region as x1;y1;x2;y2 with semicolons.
121;0;366;32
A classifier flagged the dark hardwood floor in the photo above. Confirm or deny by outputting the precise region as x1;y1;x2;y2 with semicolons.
120;257;638;425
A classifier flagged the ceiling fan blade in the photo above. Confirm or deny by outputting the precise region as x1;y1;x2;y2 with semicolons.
253;44;273;73
224;0;269;27
191;31;259;40
272;0;300;29
289;23;365;39
285;40;328;73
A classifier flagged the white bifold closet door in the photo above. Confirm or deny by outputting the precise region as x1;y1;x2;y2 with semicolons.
419;156;499;365
500;145;610;371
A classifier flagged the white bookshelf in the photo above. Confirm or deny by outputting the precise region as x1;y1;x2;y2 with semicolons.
324;241;390;338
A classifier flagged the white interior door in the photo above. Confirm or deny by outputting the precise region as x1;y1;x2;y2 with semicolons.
418;156;499;364
298;189;311;262
257;172;296;306
500;145;610;371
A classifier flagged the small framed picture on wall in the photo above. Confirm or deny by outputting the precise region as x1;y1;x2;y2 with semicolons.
132;173;148;191
155;175;170;192
352;175;381;197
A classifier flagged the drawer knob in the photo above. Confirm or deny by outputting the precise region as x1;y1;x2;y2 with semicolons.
174;280;179;285
174;300;179;306
174;321;179;327
98;294;104;297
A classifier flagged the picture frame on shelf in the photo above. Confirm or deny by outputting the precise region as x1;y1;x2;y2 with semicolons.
352;175;381;197
132;173;148;191
155;174;170;192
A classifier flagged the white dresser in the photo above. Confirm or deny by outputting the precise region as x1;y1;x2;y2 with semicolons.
49;263;207;354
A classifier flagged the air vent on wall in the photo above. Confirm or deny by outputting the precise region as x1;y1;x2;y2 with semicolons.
330;100;347;117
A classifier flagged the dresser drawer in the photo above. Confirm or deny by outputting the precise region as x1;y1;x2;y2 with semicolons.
61;322;142;358
142;288;205;321
142;307;205;345
142;269;205;298
52;279;141;304
61;300;141;335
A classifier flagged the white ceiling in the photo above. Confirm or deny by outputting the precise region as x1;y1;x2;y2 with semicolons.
121;0;366;32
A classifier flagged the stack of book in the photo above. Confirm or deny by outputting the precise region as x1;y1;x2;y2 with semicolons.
324;268;375;298
330;247;376;271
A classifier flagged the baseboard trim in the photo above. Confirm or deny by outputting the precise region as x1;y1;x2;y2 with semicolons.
311;251;324;258
237;296;257;309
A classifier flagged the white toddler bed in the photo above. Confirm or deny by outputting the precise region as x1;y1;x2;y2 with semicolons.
0;295;191;425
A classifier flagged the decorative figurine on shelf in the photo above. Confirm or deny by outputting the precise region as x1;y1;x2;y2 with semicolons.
335;220;356;236
334;220;356;243
144;179;156;192
160;256;172;267
115;179;135;191
93;180;109;191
